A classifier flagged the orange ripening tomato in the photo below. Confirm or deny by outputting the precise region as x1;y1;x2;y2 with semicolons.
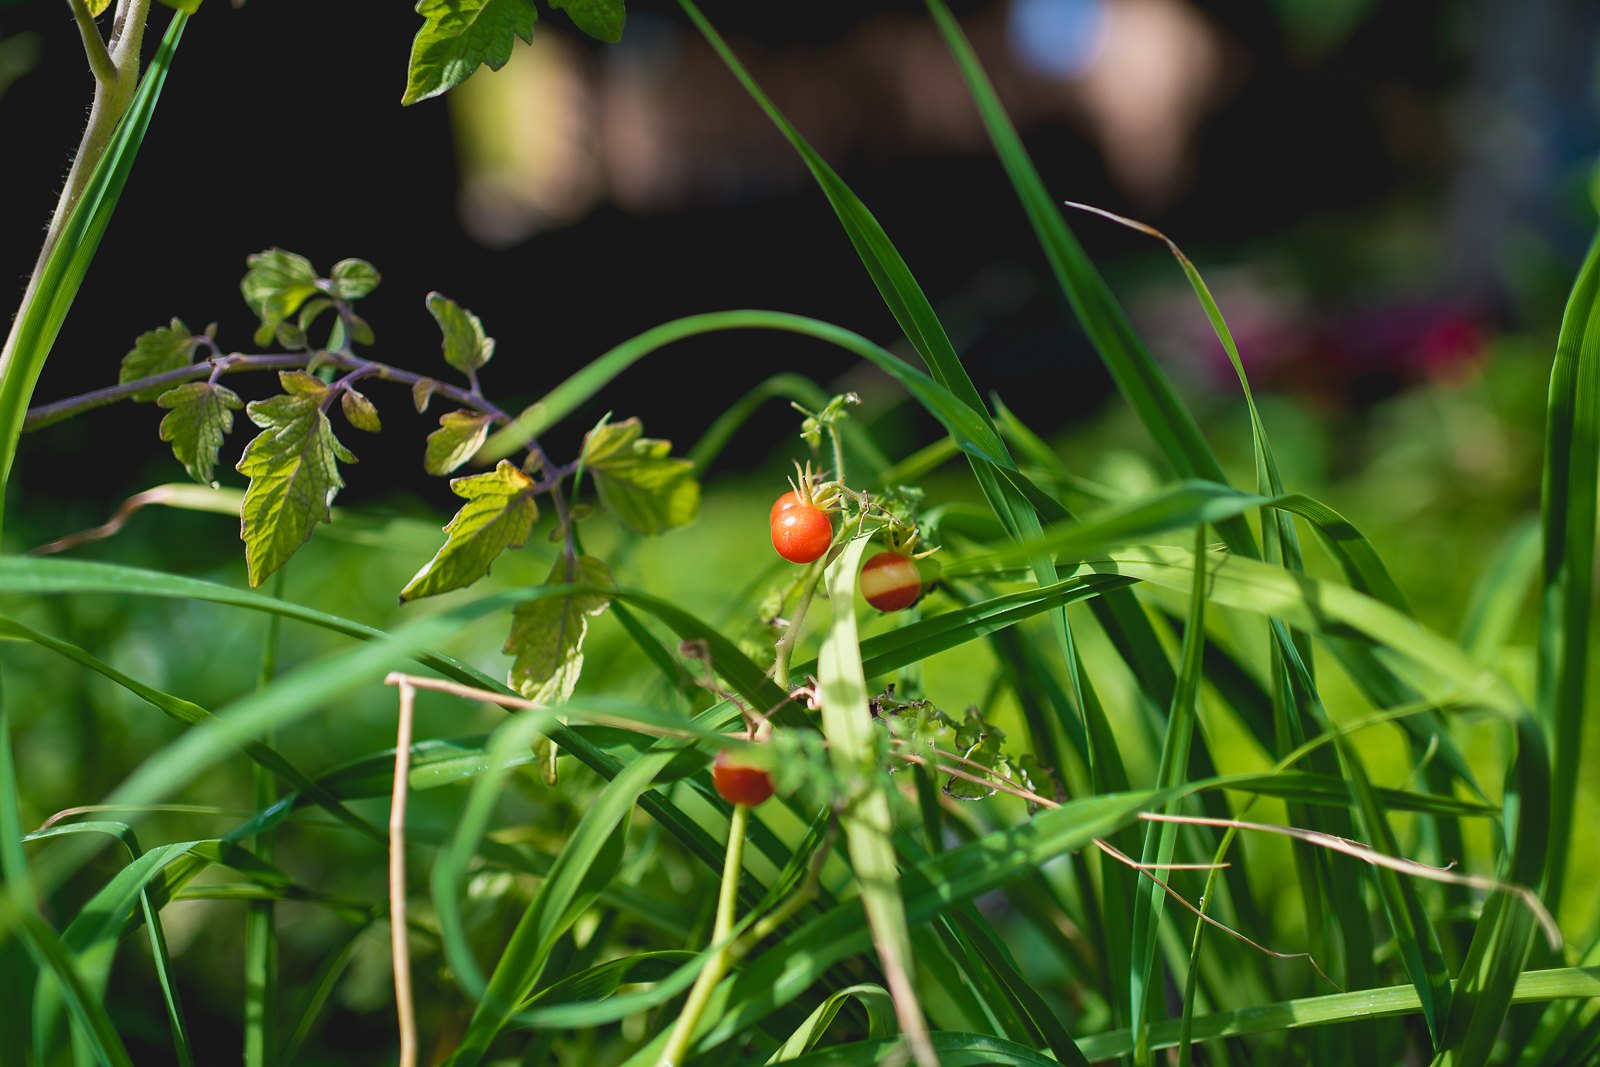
771;505;832;563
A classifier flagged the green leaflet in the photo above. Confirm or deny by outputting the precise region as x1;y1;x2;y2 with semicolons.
424;409;494;475
550;0;624;42
425;291;496;374
327;257;380;301
157;382;241;485
339;388;381;432
505;555;613;703
400;459;539;601
120;318;201;401
240;249;320;347
404;0;536;105
580;417;699;535
235;376;357;587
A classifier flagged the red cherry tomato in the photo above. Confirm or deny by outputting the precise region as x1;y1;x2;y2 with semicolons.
771;506;832;563
860;550;921;612
770;489;804;525
713;748;775;807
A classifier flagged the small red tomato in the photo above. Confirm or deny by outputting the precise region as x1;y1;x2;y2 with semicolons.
860;550;921;611
770;489;804;525
771;506;832;563
713;748;774;807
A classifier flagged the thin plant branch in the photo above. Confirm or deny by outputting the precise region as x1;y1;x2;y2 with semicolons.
66;0;117;84
391;681;419;1067
1140;812;1563;948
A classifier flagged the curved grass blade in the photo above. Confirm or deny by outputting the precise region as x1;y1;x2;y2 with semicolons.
688;371;889;477
0;896;134;1067
766;983;894;1063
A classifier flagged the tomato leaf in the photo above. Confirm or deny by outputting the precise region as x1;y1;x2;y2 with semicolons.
403;0;536;107
328;258;381;301
424;409;495;476
551;0;624;43
425;291;496;376
120;318;201;401
505;555;613;703
241;249;320;348
401;460;539;601
157;382;242;486
340;388;382;433
235;375;357;587
580;418;699;535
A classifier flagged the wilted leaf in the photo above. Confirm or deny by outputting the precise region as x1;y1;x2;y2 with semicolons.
580;417;699;535
551;0;624;42
341;388;382;432
242;249;320;346
120;318;201;401
329;258;381;301
424;409;494;475
235;380;357;587
425;291;495;374
400;460;538;601
403;0;536;106
157;382;242;486
505;555;613;704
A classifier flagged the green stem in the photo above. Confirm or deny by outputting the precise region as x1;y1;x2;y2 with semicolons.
772;559;825;690
245;568;286;1067
657;804;748;1067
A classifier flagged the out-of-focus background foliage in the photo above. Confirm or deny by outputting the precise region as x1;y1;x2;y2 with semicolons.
3;0;1600;1060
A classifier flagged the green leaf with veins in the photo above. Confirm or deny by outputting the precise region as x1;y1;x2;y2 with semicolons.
157;382;242;486
235;379;357;587
425;409;495;475
241;249;320;346
120;318;201;401
505;555;613;703
340;389;381;432
403;0;536;106
279;369;330;399
329;258;380;301
401;460;539;601
579;417;699;535
425;291;495;374
551;0;624;42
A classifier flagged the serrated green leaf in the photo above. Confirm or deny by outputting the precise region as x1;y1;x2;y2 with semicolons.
235;388;356;587
425;291;495;374
551;0;624;42
403;0;536;106
401;460;538;601
241;249;320;341
157;382;242;486
279;369;328;399
424;409;494;475
580;417;699;535
505;555;612;703
328;258;380;301
120;318;200;401
340;388;381;432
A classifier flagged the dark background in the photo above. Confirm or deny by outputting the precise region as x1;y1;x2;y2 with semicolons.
2;0;1599;532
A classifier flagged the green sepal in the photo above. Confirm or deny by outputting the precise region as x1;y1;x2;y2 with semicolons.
235;378;357;587
403;0;537;106
504;555;613;703
579;417;699;535
120;318;201;401
425;291;495;374
424;409;494;475
340;389;382;433
550;0;624;42
156;382;242;486
400;460;539;601
329;258;381;301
